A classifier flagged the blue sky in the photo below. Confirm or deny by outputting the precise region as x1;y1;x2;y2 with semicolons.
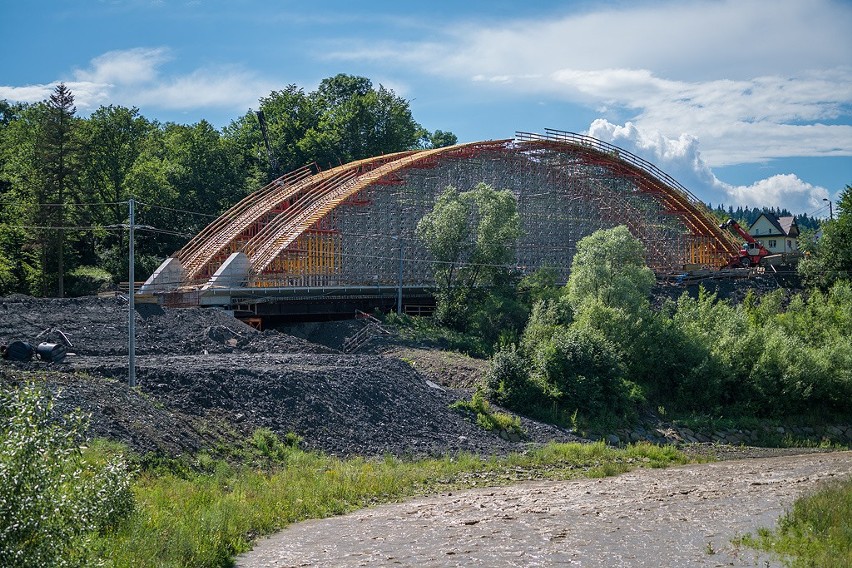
2;0;850;216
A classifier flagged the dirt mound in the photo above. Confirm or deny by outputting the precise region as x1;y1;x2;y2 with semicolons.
0;295;333;356
651;272;798;308
0;296;580;458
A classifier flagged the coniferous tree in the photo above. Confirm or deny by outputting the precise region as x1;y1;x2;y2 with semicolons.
40;83;81;296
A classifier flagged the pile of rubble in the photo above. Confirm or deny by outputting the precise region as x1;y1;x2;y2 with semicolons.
0;295;580;458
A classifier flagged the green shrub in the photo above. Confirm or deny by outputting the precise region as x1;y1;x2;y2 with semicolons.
251;428;302;461
451;392;525;436
65;265;114;297
534;326;629;418
483;343;548;412
0;383;134;567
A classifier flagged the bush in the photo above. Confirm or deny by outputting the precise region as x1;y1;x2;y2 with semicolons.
251;428;302;461
483;343;547;413
450;392;525;436
65;265;114;297
741;477;852;566
534;326;629;418
0;384;134;567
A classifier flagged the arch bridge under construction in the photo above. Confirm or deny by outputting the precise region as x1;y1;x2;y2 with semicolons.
141;129;739;318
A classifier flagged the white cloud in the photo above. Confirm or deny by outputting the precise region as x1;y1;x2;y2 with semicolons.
0;84;55;103
73;47;170;85
129;66;275;111
1;48;274;119
554;67;852;166
328;0;852;167
588;119;831;212
726;175;829;211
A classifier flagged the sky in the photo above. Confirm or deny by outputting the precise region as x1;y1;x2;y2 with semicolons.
2;0;850;217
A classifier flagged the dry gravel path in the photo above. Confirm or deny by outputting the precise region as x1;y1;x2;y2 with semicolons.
237;451;852;568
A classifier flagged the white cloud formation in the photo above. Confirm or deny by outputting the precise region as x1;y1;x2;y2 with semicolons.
0;84;56;103
588;119;831;212
0;48;275;120
73;47;170;85
129;66;275;110
328;0;852;167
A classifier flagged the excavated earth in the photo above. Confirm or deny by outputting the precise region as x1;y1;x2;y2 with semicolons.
0;295;583;458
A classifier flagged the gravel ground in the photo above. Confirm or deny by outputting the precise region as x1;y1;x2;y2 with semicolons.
0;294;842;461
0;295;580;457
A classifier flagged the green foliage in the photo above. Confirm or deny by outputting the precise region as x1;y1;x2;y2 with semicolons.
464;273;529;350
251;428;303;461
739;477;852;566
799;184;852;288
383;311;489;356
484;343;547;412
226;74;443;179
65;265;114;297
566;225;655;314
520;299;569;355
531;325;630;418
517;265;564;308
417;182;522;330
421;129;458;149
0;384;134;567
450;392;525;436
478;223;852;426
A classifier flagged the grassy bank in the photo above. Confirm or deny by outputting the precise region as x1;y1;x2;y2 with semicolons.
737;476;852;567
93;438;689;567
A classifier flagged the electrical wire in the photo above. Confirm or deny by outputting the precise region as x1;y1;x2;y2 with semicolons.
135;201;220;219
0;198;128;207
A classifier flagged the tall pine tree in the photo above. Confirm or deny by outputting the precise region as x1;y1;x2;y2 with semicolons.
40;84;80;296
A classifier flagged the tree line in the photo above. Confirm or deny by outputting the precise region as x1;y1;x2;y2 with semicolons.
0;76;457;297
709;203;821;232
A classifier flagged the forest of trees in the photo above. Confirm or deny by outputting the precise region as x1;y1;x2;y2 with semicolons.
710;203;821;232
0;77;457;297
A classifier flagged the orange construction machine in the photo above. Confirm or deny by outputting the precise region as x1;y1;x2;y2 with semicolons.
719;219;770;268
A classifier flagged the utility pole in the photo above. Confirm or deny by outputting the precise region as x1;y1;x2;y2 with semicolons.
823;198;834;220
128;198;136;388
397;235;403;315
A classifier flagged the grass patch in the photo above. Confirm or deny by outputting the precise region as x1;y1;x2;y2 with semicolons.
92;434;690;567
736;476;852;567
383;312;488;357
451;392;525;437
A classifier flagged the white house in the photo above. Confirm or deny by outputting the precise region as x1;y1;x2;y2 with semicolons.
748;213;799;254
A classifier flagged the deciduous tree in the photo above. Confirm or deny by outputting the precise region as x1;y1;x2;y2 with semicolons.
417;182;521;327
565;225;655;314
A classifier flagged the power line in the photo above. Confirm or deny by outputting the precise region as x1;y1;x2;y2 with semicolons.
0;223;125;231
135;200;220;219
0;198;127;207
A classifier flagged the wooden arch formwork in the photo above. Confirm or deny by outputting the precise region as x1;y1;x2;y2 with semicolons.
145;130;739;296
